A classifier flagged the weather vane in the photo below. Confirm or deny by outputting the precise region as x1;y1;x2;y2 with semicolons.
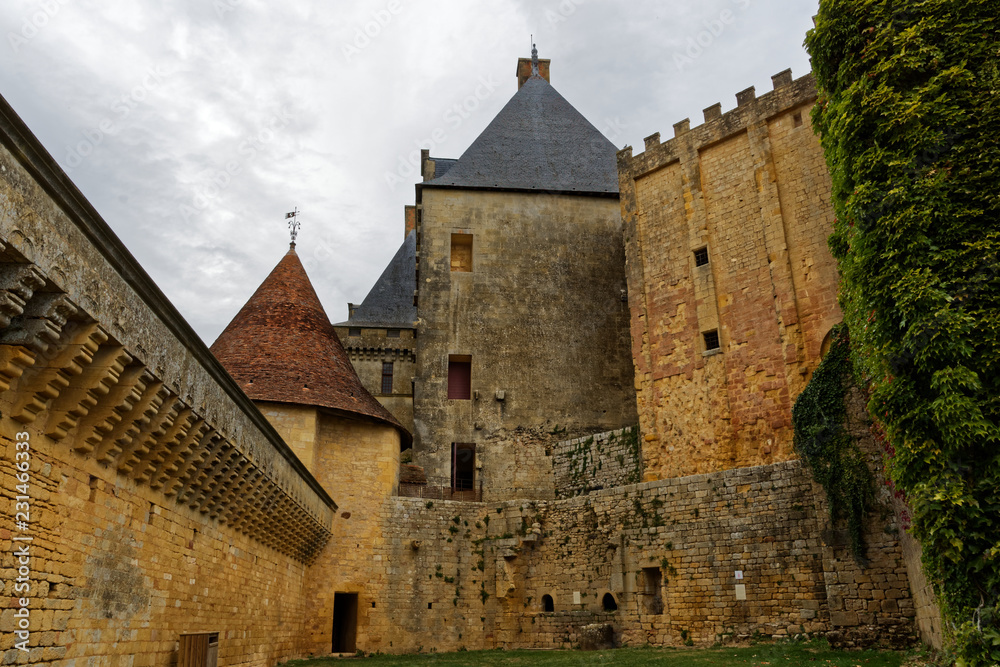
531;38;539;76
285;207;300;247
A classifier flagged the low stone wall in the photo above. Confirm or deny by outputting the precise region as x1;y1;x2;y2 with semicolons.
360;459;918;653
552;426;641;498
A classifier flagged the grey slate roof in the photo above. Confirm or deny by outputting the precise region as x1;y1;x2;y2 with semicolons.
426;76;619;194
432;158;458;178
341;231;417;328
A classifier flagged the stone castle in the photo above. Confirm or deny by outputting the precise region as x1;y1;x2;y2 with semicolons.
0;51;941;665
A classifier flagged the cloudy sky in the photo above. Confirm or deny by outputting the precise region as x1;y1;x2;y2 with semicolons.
1;0;816;345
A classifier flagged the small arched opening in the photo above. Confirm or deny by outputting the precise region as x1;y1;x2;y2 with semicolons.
819;323;843;360
541;594;554;612
602;592;618;611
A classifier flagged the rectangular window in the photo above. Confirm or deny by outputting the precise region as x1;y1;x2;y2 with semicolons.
452;443;476;491
703;329;721;351
381;362;393;395
450;233;473;272
641;567;664;614
348;327;361;336
447;355;472;399
693;246;709;267
387;328;401;338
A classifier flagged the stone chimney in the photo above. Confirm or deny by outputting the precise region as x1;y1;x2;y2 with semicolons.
516;54;550;89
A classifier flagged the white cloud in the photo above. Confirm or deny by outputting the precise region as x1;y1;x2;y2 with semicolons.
0;0;817;343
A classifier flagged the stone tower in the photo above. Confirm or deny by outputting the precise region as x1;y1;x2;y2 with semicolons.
211;243;410;652
405;54;638;501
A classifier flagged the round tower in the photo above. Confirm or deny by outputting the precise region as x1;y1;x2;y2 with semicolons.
211;243;409;654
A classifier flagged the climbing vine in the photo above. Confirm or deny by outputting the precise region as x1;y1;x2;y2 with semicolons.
806;1;1000;663
792;325;874;561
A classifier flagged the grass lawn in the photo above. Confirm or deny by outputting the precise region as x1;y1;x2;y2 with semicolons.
279;639;938;667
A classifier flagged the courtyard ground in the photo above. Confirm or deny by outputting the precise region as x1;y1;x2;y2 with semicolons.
279;639;942;666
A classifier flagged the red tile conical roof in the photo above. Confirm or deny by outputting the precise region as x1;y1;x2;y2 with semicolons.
211;245;408;440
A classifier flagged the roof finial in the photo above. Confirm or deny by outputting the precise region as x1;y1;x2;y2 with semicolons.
285;207;300;248
531;40;539;76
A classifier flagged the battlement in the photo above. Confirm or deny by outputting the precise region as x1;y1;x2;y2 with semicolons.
619;69;817;173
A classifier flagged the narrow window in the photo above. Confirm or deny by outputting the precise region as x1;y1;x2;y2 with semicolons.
602;593;618;611
450;233;473;272
387;328;401;338
448;355;471;399
348;327;361;336
381;362;393;395
703;330;721;352
793;111;803;127
541;594;554;612
693;246;709;267
642;567;664;614
452;443;475;492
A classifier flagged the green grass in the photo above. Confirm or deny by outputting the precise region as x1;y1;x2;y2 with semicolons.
279;639;935;667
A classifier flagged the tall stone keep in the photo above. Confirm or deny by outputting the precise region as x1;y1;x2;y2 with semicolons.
405;53;638;500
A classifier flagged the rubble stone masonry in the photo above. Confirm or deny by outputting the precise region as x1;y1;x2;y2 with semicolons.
359;459;916;652
551;426;642;499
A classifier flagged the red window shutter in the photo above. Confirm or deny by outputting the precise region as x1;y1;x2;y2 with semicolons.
448;360;471;399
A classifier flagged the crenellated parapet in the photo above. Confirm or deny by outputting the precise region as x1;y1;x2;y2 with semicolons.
0;96;335;564
616;69;841;481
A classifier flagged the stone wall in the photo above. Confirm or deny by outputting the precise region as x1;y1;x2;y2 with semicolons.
412;187;637;501
552;426;642;499
0;431;311;665
617;71;842;481
358;459;917;653
0;95;335;664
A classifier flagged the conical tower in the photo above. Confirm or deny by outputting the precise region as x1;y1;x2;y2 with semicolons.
212;244;405;435
212;242;409;651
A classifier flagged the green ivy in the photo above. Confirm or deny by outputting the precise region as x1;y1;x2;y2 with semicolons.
806;1;1000;663
792;325;874;561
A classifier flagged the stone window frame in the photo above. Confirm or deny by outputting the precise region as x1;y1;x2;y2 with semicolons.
693;246;710;267
447;355;472;400
450;233;474;272
541;594;555;612
381;361;393;395
702;329;721;354
640;567;665;614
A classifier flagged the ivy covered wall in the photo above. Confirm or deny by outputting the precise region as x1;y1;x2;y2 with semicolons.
806;1;1000;663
